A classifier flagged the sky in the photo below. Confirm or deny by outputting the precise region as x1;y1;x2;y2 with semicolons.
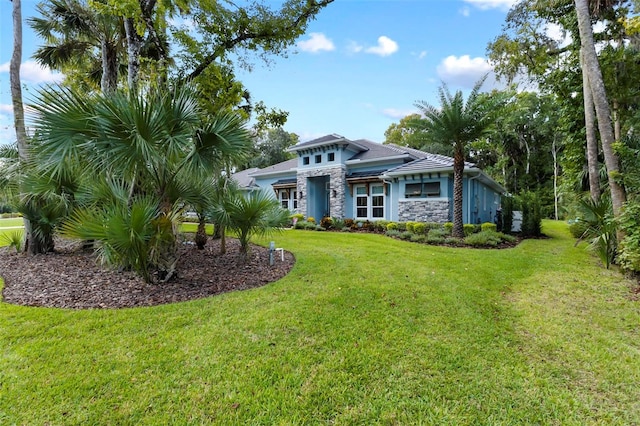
0;0;520;146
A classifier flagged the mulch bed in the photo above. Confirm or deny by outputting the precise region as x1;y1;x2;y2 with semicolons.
0;237;294;310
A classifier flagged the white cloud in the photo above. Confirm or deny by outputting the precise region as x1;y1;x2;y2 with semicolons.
0;61;64;84
460;6;471;17
382;108;416;119
411;50;427;60
347;40;364;54
0;104;13;114
463;0;517;11
436;55;494;88
545;23;572;48
297;33;335;53
365;36;398;57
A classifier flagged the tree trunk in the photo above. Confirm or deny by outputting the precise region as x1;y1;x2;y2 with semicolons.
195;217;207;250
575;0;626;218
101;39;118;93
552;136;559;220
452;148;465;238
124;17;141;93
581;47;601;202
10;0;35;254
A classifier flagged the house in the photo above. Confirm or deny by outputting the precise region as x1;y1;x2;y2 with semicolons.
234;134;505;224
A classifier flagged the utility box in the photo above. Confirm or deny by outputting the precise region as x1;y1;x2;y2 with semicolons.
512;211;522;232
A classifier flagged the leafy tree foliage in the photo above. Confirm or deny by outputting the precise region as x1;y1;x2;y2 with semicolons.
248;128;298;169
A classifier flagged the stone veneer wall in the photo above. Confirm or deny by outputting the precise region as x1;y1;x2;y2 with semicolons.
296;166;347;218
398;199;450;223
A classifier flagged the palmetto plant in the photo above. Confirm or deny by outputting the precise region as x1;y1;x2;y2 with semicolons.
31;84;252;282
216;190;290;260
575;196;617;268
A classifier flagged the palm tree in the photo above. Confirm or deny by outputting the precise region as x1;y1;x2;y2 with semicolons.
216;189;290;261
31;84;253;282
574;0;626;218
29;0;125;93
414;78;503;238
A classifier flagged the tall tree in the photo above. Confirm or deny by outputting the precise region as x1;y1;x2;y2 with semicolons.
10;0;38;254
413;79;503;238
574;0;626;217
581;47;602;201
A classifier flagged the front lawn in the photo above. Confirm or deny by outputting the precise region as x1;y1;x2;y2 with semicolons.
1;220;638;424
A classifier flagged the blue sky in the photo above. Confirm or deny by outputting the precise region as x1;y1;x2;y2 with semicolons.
0;0;518;146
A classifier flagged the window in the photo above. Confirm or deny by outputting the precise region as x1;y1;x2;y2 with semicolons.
293;191;298;209
328;152;335;162
315;154;322;164
356;186;368;218
280;191;289;209
405;182;440;198
354;184;385;219
371;185;384;218
303;156;310;165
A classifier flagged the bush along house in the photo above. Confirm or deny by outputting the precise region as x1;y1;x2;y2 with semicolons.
233;134;505;224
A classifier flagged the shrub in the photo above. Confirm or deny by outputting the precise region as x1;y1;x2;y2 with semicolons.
425;222;440;231
400;231;413;240
574;197;617;269
374;220;389;232
320;216;333;229
315;225;326;231
304;222;316;230
426;235;445;244
464;230;502;247
386;222;399;231
344;218;355;228
428;228;448;239
294;221;306;229
445;237;462;246
463;224;476;236
361;220;375;231
331;217;345;229
307;216;316;224
618;200;640;274
405;221;417;233
568;219;588;239
396;222;407;232
290;213;304;221
501;196;515;233
518;191;542;237
385;229;402;238
481;222;497;232
413;222;427;235
410;234;426;243
444;222;453;234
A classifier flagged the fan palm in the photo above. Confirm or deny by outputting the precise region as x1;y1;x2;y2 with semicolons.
29;0;125;93
31;84;253;282
216;189;290;261
414;78;503;238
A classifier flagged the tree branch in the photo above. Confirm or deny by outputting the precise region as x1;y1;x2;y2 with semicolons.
184;0;333;82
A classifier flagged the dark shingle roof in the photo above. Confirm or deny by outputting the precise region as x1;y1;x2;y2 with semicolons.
249;158;298;176
291;134;346;149
231;167;260;189
384;153;475;175
347;140;427;162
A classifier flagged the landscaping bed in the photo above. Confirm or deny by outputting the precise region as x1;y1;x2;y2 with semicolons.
0;237;294;309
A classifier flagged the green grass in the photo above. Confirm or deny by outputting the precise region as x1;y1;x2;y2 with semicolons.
1;220;639;424
0;217;24;228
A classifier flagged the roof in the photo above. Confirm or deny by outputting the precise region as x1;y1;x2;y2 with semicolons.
287;134;369;153
384;153;475;175
348;140;428;162
230;167;259;189
249;158;298;177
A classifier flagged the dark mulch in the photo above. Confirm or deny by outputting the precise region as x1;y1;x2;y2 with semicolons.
0;237;294;310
